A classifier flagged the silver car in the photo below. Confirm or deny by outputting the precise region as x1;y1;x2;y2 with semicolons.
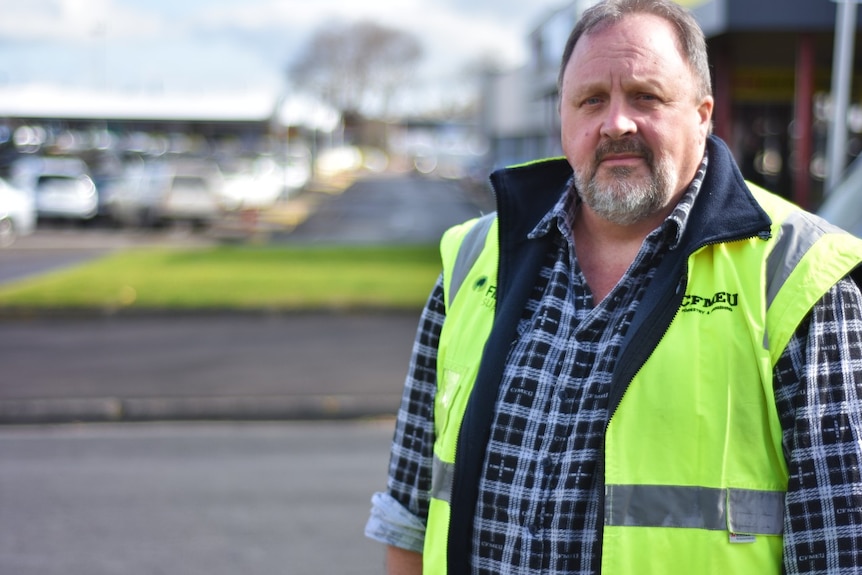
108;158;226;228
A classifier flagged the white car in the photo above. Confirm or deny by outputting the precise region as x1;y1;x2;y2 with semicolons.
11;156;99;221
0;176;36;247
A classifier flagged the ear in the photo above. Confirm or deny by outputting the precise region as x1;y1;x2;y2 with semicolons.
697;95;714;136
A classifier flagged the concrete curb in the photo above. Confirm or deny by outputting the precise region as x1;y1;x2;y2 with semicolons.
0;393;401;425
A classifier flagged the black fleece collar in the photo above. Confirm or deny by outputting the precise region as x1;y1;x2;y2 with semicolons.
488;135;772;255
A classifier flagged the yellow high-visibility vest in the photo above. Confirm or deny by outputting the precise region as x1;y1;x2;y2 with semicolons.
424;184;862;574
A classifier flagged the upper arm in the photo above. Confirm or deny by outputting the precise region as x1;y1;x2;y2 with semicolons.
387;276;446;521
774;277;862;573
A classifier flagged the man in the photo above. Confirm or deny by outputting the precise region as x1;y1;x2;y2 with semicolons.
366;0;862;573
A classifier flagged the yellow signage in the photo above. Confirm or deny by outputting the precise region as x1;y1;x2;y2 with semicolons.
731;67;834;103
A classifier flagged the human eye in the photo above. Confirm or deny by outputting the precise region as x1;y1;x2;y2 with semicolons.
634;92;664;106
580;95;605;108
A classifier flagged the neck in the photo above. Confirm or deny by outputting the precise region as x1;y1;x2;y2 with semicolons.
572;204;662;304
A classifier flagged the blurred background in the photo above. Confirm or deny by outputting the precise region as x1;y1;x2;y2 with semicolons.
1;2;862;574
0;0;563;243
0;0;860;245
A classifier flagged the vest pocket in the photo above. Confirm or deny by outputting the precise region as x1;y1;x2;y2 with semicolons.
435;367;465;440
726;488;785;536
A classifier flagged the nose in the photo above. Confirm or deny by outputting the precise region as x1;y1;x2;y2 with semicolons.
600;100;637;139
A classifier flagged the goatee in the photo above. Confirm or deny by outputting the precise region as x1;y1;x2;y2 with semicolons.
575;138;674;226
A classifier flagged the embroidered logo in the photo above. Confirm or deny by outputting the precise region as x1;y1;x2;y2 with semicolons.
680;291;738;315
472;275;497;309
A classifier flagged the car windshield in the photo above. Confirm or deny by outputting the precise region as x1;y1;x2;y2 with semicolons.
171;176;207;192
36;175;82;190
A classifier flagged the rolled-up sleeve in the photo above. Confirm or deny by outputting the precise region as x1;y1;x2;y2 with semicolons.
365;492;427;552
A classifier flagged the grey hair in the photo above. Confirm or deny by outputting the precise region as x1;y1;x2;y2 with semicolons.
557;0;712;100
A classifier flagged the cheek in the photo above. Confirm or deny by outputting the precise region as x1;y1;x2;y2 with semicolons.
561;118;596;162
652;125;704;180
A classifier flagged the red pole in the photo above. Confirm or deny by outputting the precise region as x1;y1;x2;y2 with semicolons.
712;44;734;144
793;33;815;210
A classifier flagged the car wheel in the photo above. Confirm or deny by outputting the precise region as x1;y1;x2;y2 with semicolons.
0;217;16;248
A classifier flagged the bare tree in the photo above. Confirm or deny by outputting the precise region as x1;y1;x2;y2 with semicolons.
289;20;423;118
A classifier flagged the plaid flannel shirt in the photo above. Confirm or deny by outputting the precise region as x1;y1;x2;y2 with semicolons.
367;155;862;574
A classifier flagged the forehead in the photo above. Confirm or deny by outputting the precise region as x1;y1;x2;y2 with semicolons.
564;13;690;89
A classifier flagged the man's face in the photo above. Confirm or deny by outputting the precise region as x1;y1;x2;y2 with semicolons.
559;13;713;226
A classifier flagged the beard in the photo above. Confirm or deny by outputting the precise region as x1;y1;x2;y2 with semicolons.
574;137;675;226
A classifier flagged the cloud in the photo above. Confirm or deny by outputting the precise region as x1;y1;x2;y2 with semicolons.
185;0;537;80
0;0;164;43
0;0;566;101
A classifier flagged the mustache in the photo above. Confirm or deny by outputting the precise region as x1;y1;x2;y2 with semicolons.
595;138;653;164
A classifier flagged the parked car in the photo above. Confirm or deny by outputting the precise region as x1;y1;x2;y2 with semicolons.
221;156;289;210
107;157;226;228
0;176;36;247
11;156;99;222
220;148;311;210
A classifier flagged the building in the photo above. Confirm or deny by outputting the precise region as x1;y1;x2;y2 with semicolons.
0;85;340;179
480;0;858;210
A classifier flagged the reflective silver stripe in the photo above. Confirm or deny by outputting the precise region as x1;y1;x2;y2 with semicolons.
766;210;835;308
448;213;495;308
605;484;784;535
431;454;456;503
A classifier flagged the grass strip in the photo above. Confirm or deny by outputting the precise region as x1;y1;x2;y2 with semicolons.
0;244;442;312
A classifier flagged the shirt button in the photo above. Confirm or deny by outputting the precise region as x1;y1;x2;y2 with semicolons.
528;522;540;536
542;456;554;472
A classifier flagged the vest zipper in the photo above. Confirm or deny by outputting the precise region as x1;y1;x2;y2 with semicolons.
594;268;687;556
594;229;771;561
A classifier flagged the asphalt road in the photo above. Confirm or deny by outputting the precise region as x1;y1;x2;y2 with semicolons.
0;420;394;575
0;311;418;424
279;172;491;244
0;173;490;574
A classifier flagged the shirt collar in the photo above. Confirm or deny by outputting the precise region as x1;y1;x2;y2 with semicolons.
529;150;710;251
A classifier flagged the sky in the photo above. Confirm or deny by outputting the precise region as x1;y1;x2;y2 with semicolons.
0;0;568;113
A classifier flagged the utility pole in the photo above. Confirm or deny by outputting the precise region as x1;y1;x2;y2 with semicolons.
826;0;859;194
